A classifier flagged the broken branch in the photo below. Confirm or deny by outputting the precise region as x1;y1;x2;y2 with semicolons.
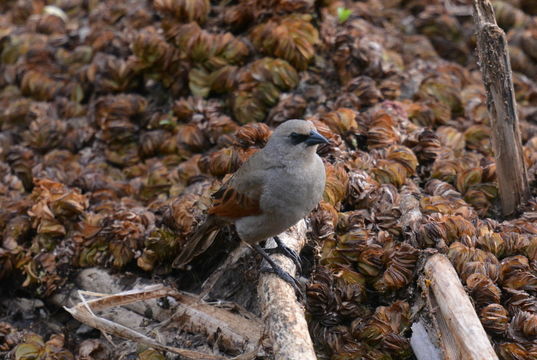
257;219;316;360
473;0;530;215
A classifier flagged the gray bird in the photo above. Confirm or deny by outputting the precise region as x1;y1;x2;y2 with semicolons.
172;119;328;291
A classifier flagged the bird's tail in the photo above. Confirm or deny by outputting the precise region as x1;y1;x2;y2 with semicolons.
172;215;222;269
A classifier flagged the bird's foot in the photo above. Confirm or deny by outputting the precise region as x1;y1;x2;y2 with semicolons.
253;244;304;300
264;236;302;274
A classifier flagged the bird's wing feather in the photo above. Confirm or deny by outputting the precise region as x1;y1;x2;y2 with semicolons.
172;150;270;269
208;151;268;219
172;215;222;269
208;183;262;218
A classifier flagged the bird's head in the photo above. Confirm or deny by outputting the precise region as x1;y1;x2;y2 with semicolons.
267;120;329;156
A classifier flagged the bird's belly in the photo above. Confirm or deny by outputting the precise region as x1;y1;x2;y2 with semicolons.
234;211;302;244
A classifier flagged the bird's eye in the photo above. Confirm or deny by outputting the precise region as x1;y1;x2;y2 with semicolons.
289;132;308;144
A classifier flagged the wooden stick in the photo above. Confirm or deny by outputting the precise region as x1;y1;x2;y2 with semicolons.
473;0;530;215
54;268;263;359
424;254;498;360
257;220;316;360
399;191;497;359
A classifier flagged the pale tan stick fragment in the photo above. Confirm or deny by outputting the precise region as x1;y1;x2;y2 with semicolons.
61;269;263;359
64;285;225;359
424;254;499;360
168;291;263;354
257;219;316;360
473;0;530;215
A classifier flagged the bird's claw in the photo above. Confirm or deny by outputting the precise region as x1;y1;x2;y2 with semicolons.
264;236;303;274
253;244;304;300
260;264;304;300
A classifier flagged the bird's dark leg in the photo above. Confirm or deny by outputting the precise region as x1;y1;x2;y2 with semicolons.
263;236;302;274
253;244;304;299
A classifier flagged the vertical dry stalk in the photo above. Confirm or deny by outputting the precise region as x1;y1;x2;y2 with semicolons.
473;0;530;215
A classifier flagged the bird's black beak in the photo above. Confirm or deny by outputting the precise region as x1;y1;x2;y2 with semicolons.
305;130;329;146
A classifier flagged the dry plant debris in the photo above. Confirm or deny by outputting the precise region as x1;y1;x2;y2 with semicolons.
0;0;537;359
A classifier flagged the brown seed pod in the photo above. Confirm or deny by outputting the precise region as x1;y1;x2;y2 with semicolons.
509;311;537;339
323;163;349;206
372;159;408;188
476;225;505;257
231;91;267;124
442;215;476;245
223;3;254;31
521;28;537;63
233;122;272;149
154;0;210;24
244;57;300;91
209;65;239;94
204;147;242;177
25;116;66;153
94;94;147;131
355;301;410;345
14;334;74;360
416;73;464;117
503;232;531;258
420;195;476;218
367;112;400;149
374;243;419;292
496;342;530;360
386;145;418;176
424;179;461;198
503;288;537;315
406;102;436;128
500;255;537;292
250;14;319;70
380;333;412;359
464;125;492;154
436;126;465;152
480;304;509;336
417;221;447;248
342;76;383;108
346;169;380;209
493;1;529;30
502;270;537;293
455;167;482;194
20;70;64;101
448;242;476;275
430;157;459;184
131;27;172;68
356;246;385;277
188;66;211;97
176;123;209;152
86;54;138;93
311;201;339;247
466;273;501;307
320;108;359;137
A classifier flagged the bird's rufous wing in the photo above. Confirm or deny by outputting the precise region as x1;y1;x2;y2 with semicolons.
208;181;262;218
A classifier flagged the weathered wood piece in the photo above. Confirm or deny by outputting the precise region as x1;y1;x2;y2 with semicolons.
424;254;499;360
56;268;263;359
257;219;316;360
400;191;497;359
473;0;530;215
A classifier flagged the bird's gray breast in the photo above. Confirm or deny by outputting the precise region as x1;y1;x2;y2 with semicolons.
234;154;325;243
261;156;325;222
